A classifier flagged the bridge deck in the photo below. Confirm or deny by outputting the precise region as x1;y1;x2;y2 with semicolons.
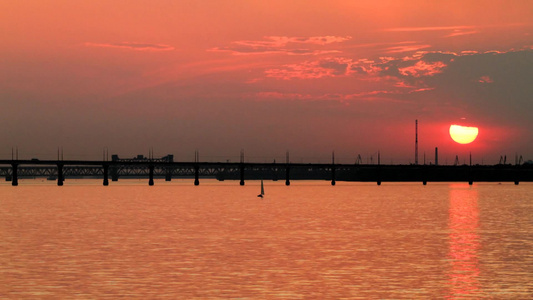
1;160;531;185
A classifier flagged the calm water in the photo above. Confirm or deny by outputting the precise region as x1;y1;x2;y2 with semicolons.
1;180;531;299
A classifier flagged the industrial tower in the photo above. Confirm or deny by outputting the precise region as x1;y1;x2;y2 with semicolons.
415;120;418;165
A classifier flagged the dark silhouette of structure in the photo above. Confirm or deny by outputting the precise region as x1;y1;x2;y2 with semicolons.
415;119;419;165
1;153;531;187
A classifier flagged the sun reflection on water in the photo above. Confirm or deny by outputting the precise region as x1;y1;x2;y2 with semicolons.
447;184;480;298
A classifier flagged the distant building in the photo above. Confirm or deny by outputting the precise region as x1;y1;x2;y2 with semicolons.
111;154;173;162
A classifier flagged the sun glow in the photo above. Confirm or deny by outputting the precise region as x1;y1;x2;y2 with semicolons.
449;125;479;144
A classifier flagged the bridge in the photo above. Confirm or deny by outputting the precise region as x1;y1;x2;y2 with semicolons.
0;158;341;186
1;156;531;186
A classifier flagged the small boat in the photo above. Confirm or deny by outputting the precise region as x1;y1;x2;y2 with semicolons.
257;180;264;198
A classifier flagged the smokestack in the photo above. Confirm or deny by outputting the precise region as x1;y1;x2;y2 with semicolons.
435;147;439;166
415;120;418;165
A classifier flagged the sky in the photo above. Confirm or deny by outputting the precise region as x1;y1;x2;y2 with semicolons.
1;0;532;164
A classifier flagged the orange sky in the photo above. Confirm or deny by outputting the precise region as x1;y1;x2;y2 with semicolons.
1;0;532;163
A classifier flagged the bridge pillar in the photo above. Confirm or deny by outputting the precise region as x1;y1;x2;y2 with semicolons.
422;165;427;186
149;165;154;186
165;166;172;181
514;181;519;185
468;180;473;186
103;164;109;186
194;165;200;186
285;166;290;186
57;164;64;186
331;166;336;186
11;164;18;186
110;165;118;181
239;164;245;186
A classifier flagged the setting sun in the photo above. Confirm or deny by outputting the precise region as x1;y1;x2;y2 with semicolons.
449;125;479;144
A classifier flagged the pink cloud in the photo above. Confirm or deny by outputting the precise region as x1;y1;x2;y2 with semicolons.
386;44;432;53
210;48;341;56
385;23;527;34
384;25;475;32
254;91;344;101
292;36;352;45
445;30;479;38
350;59;383;75
237;35;351;47
255;92;313;100
394;81;417;88
265;62;334;79
85;42;175;51
478;76;494;83
344;90;397;98
484;50;506;54
258;50;521;104
287;50;342;56
211;36;351;56
265;57;354;80
264;53;451;80
254;91;404;102
460;50;479;55
410;87;435;93
398;61;447;77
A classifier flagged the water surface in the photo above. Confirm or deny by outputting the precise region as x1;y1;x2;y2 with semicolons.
1;180;531;298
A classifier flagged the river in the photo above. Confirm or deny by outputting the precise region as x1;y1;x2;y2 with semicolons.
1;180;531;298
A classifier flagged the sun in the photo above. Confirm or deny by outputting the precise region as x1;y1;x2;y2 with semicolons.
449;124;479;144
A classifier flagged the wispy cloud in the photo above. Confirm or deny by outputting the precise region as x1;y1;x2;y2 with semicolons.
255;92;314;100
265;57;354;79
384;24;529;38
445;30;479;38
257;48;531;108
235;35;351;47
398;61;447;77
385;43;432;53
384;25;481;38
211;36;351;56
409;87;435;93
460;50;480;55
275;36;352;45
85;42;175;51
254;90;411;102
264;53;451;81
211;47;340;56
478;75;494;83
384;25;475;32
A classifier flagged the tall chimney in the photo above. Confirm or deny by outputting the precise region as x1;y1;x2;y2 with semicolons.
435;147;439;166
415;120;418;165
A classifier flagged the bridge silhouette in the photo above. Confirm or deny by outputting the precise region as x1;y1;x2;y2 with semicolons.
1;155;531;186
